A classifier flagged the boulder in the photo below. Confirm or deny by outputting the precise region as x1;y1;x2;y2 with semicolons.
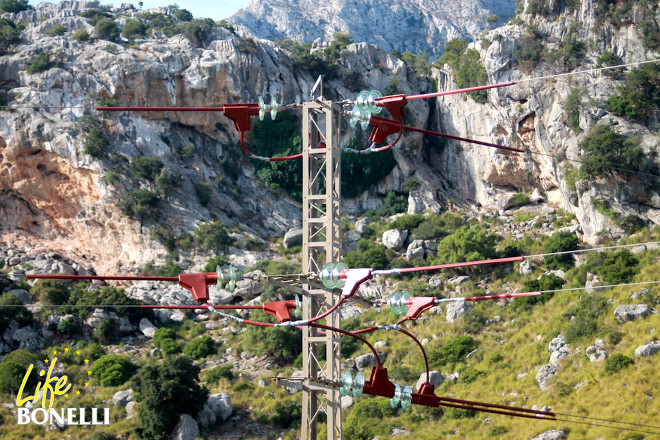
536;365;556;391
634;340;660;357
614;304;658;323
355;353;378;370
112;389;133;407
196;393;232;430
548;335;570;367
530;430;566;440
446;301;471;323
172;414;199;440
341;395;354;409
125;401;136;419
415;370;444;391
382;229;408;250
139;318;157;338
585;339;608;362
406;240;425;260
283;227;303;249
519;260;534;275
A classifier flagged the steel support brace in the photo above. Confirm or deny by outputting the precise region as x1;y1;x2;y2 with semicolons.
300;100;342;440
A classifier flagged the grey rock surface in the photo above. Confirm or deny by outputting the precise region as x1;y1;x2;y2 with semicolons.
614;304;658;323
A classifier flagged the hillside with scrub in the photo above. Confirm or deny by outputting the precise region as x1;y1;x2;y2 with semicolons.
0;0;658;439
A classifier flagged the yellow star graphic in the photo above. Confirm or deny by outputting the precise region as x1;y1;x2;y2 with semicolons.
76;390;81;395
53;350;57;355
84;382;89;387
84;359;89;364
44;359;49;364
88;370;92;376
76;350;80;355
64;347;69;352
65;394;69;398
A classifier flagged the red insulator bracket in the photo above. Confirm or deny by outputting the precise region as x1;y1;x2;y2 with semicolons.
262;300;297;323
369;115;402;145
178;272;219;302
412;382;440;407
405;296;436;320
375;94;407;120
362;366;396;398
223;103;260;132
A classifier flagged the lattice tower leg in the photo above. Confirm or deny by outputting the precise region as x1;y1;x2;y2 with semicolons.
301;100;342;440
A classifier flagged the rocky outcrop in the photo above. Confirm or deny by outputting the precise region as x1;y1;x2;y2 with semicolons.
634;340;660;358
229;0;517;58
614;304;658;323
197;393;232;430
171;414;200;440
530;431;565;440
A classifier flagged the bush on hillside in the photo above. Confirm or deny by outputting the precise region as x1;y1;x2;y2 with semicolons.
543;231;579;271
92;354;137;386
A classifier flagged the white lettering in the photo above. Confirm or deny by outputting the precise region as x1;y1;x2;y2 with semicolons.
80;408;89;425
104;407;110;425
17;407;30;424
49;408;65;426
32;408;48;425
67;407;78;425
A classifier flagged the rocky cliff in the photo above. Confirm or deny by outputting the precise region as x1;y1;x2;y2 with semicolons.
0;0;658;276
229;0;517;58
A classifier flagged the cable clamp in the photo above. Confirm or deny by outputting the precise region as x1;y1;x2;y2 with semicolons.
378;324;400;331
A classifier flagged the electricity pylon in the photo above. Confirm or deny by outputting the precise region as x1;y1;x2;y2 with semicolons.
300;99;343;439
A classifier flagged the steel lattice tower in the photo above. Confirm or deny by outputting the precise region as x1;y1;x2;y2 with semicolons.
300;100;343;439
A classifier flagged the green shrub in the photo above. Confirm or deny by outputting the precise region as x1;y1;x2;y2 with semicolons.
182;335;215;359
26;50;63;74
80;115;109;156
153;328;179;354
0;362;28;394
131;156;164;180
178;18;214;47
0;18;20;55
93;318;116;343
604;353;634;374
343;239;389;269
389;214;425;232
428;336;478;368
122;18;147;40
444;407;476;419
0;0;31;13
56;317;79;334
599;249;639;284
0;292;32;333
402;176;422;192
172;143;194;159
564;295;608;343
412;213;462;241
435;40;488;102
606;64;659;123
94;18;120;41
193;220;232;253
434;224;498;266
458;367;485;384
48;25;67;37
92;354;137;386
564;87;586;132
32;279;71;305
620;214;646;234
271;399;302;429
245;313;301;361
117;190;161;222
341;140;397;199
71;29;91;43
154;169;181;197
486;14;499;23
578;125;643;178
173;8;193;22
89;433;119;440
543;231;579;271
80;9;112;25
131;356;208;440
206;364;234;383
596;50;624;78
193;182;212;206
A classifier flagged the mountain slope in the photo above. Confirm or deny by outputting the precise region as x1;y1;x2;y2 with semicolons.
229;0;517;58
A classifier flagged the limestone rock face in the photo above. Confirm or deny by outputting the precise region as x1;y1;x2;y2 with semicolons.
614;304;658;323
230;0;517;58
